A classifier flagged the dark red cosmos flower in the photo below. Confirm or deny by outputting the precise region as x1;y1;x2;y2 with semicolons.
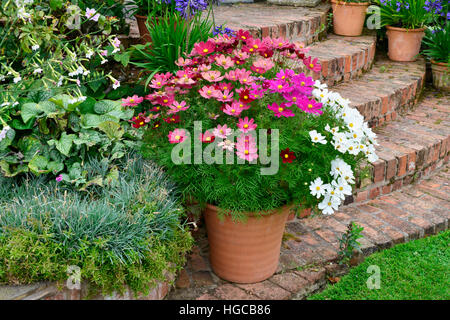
232;57;245;66
152;121;161;129
131;115;147;129
259;49;274;58
280;148;296;163
150;105;162;112
199;131;215;143
239;89;254;104
164;115;180;124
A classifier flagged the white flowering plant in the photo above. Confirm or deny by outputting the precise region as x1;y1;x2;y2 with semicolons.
0;0;124;107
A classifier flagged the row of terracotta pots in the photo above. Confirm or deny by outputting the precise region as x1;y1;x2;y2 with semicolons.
331;0;448;91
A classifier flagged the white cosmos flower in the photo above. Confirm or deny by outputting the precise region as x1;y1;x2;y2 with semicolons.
309;130;327;144
318;195;340;215
309;177;328;199
332;178;352;200
314;80;327;90
218;139;235;151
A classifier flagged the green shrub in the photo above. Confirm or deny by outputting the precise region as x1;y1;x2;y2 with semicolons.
0;156;193;295
0;93;142;188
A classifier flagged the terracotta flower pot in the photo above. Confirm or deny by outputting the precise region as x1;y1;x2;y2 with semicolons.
386;26;425;62
135;14;152;44
204;204;291;283
431;60;450;91
331;0;369;37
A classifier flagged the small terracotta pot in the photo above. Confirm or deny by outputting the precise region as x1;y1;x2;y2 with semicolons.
135;14;152;44
431;60;450;91
331;0;369;37
204;204;291;283
386;26;425;62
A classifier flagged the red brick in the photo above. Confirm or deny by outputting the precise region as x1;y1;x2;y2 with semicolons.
214;284;259;300
237;281;291;300
269;272;309;293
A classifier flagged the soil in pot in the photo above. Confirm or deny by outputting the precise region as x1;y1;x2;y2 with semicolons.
204;204;291;283
386;26;425;62
431;60;450;91
331;1;369;37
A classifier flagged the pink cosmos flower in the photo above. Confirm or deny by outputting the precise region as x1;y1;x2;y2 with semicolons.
267;102;295;118
194;41;215;56
251;58;274;74
122;95;143;107
201;70;224;82
156;95;174;106
150;78;167;89
232;49;250;61
175;57;192;67
223;101;244;117
199;130;215;143
236;134;258;162
235;69;253;85
303;56;321;72
199;85;220;99
213;124;232;139
297;97;323;115
199;64;212;72
224;70;239;82
168;129;187;144
168;100;190;114
272;37;289;50
216;89;234;102
237;117;257;133
268;80;292;94
215;54;235;69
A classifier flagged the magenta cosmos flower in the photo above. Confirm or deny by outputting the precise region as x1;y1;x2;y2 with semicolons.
194;41;216;56
122;95;143;107
237;117;257;133
297;96;323;115
168;129;187;144
267;102;295;118
303;57;321;72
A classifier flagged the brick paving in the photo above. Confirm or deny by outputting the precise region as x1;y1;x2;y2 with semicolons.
167;163;449;300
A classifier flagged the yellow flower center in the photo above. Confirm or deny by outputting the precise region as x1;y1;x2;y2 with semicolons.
157;82;161;86
245;150;249;155
231;109;235;113
284;154;289;158
203;49;209;53
278;107;284;112
242;78;247;82
309;63;314;68
316;186;320;191
207;90;212;94
244;95;248;100
292;97;297;101
130;99;134;103
301;82;305;86
308;104;313;109
175;135;181;140
163;99;168;103
244;124;248;128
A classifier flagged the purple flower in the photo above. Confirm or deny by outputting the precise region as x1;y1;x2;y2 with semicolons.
175;0;208;18
56;174;63;182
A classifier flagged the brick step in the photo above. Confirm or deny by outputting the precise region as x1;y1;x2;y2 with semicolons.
167;164;449;300
332;56;426;128
212;2;330;44
352;90;450;204
302;33;377;86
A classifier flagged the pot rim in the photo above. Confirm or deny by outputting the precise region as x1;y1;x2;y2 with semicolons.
431;60;449;67
205;203;293;218
386;25;426;32
331;0;370;5
134;14;147;19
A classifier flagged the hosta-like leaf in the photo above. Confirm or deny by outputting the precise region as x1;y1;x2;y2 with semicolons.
28;155;50;175
80;114;119;128
47;161;64;174
0;128;16;151
48;132;76;156
98;121;124;140
94;100;121;115
0;160;29;177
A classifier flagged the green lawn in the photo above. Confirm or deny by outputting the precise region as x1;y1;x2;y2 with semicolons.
309;230;450;300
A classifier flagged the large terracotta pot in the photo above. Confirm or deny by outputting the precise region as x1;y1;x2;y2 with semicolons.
135;14;152;44
431;60;450;91
331;0;369;37
204;204;291;283
386;26;425;62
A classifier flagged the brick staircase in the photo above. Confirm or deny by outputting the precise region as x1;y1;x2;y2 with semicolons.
165;1;449;300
